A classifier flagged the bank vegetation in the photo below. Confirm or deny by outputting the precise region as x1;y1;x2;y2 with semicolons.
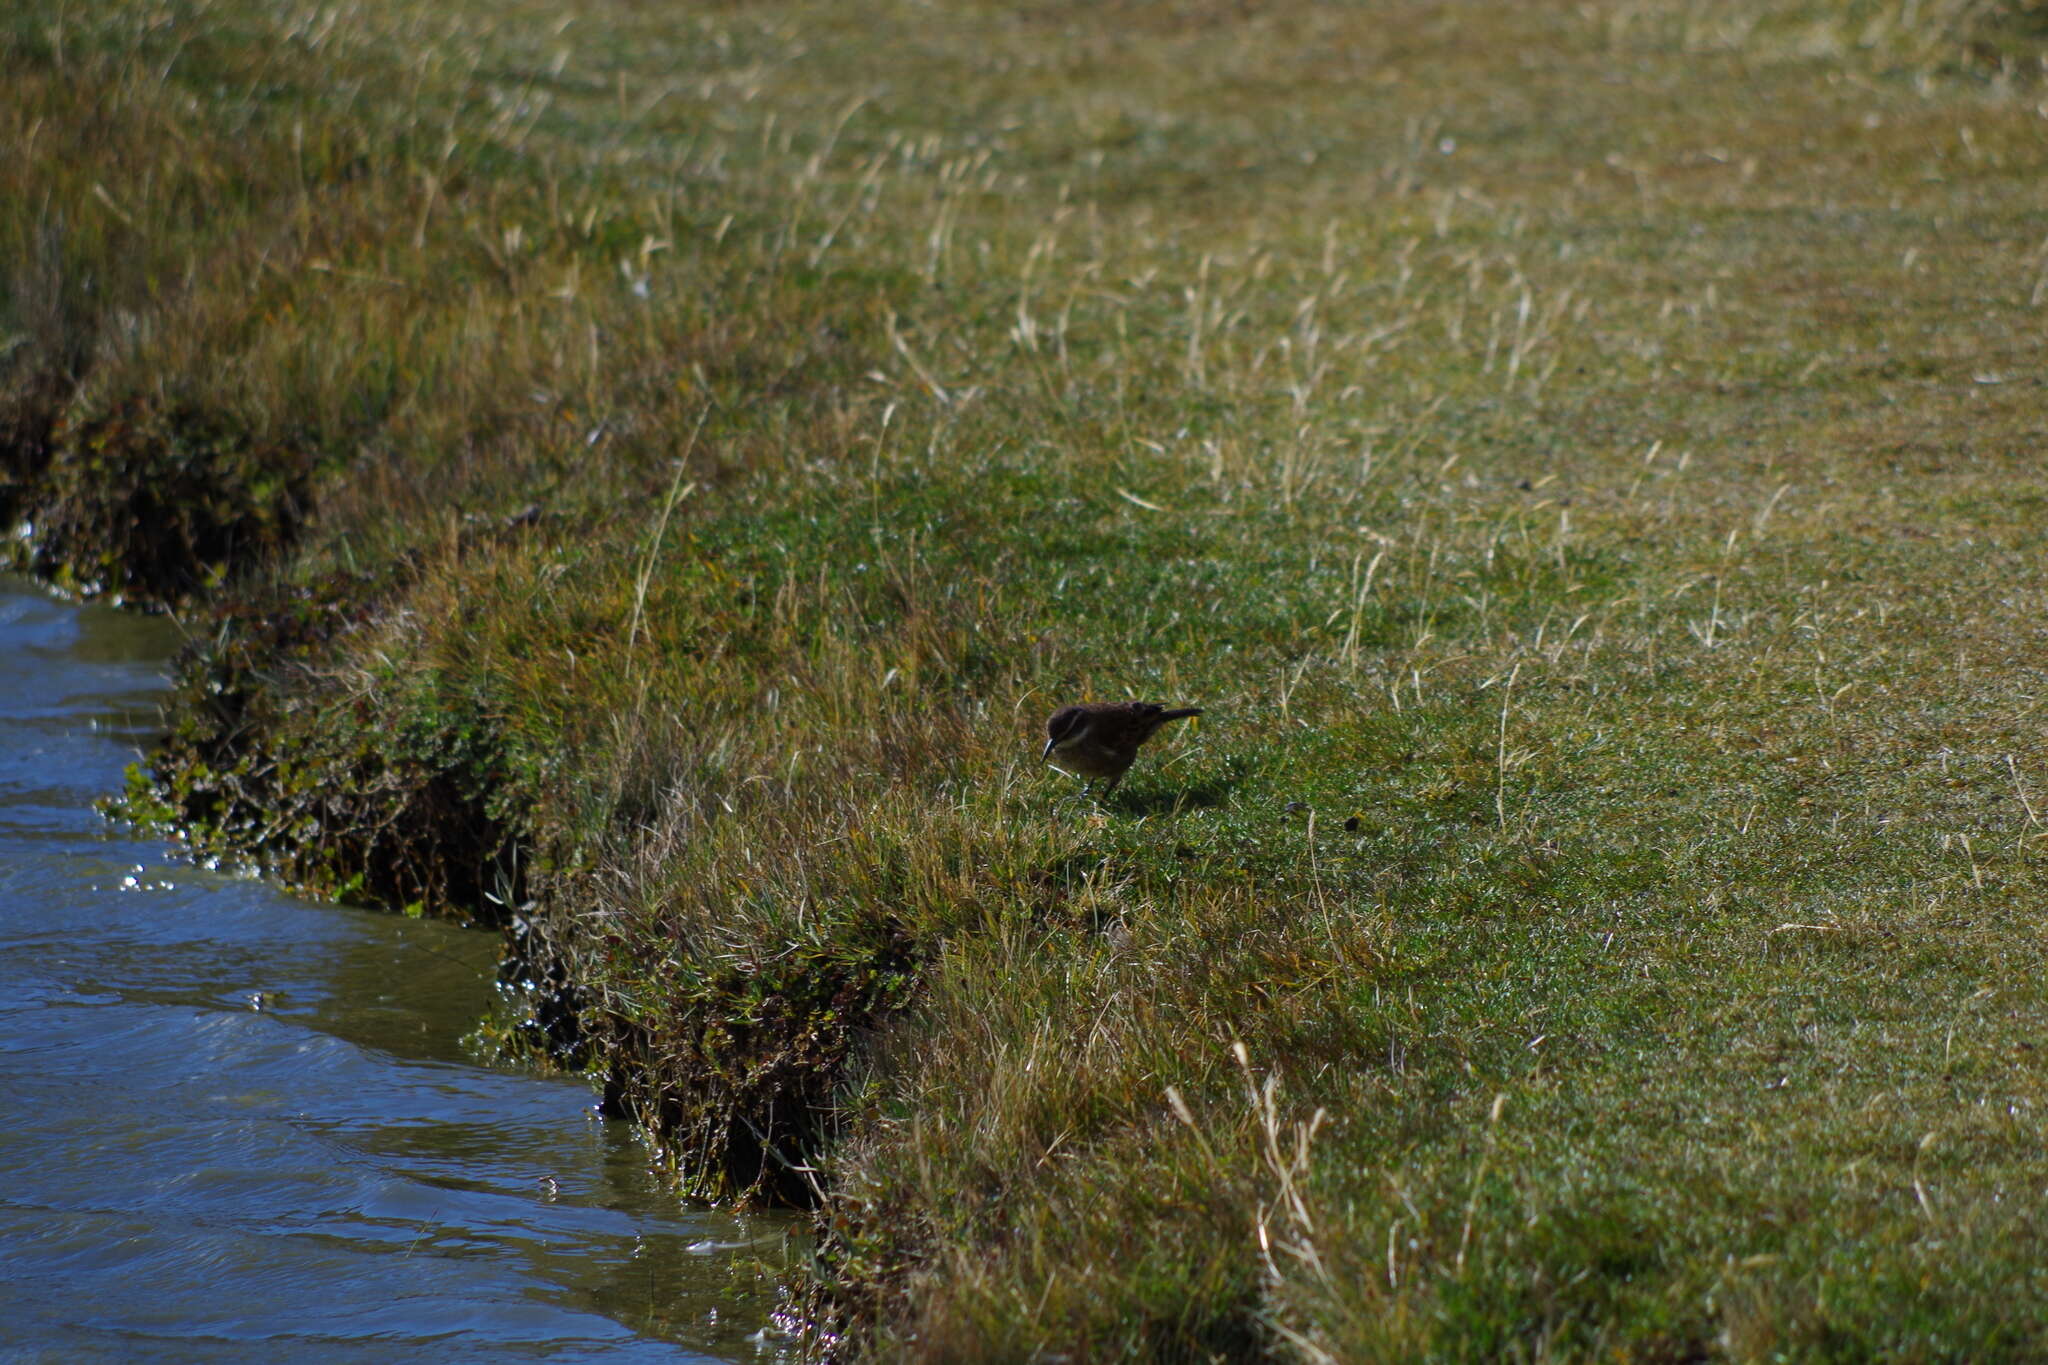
7;0;2048;1357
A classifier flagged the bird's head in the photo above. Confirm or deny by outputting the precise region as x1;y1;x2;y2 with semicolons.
1043;705;1086;760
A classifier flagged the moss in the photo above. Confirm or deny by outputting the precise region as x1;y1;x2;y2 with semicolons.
105;565;526;924
584;907;923;1204
3;393;308;607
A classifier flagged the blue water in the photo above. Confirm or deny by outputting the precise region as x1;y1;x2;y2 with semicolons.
0;577;794;1362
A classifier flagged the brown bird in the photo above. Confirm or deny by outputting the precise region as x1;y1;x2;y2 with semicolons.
1042;701;1203;794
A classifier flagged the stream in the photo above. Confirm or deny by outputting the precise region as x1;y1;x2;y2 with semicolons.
0;575;794;1362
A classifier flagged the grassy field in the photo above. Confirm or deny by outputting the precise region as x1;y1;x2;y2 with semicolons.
9;0;2048;1357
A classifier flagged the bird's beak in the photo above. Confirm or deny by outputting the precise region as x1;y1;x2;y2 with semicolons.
1041;737;1057;761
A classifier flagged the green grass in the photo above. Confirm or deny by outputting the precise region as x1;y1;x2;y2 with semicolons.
9;0;2048;1358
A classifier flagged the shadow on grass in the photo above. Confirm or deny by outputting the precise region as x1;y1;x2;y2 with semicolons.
1109;770;1241;816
